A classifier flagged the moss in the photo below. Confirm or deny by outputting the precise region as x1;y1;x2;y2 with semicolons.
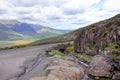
66;45;75;53
106;43;120;52
87;42;96;49
102;43;108;49
81;53;93;60
99;53;105;57
53;50;65;56
45;52;52;57
111;53;120;59
101;28;109;39
104;28;110;33
78;53;93;61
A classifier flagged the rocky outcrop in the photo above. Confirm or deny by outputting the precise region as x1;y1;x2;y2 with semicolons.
85;56;120;80
74;14;120;55
30;55;85;80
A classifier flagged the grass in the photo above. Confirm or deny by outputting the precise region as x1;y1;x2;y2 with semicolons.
53;50;65;56
76;53;93;61
66;45;93;61
0;40;34;47
66;45;75;53
0;39;37;50
105;43;120;52
111;53;120;59
87;42;96;49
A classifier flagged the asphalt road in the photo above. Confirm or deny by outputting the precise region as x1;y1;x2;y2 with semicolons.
0;44;56;80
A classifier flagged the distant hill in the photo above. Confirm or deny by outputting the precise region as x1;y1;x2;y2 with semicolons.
0;20;71;40
0;23;25;40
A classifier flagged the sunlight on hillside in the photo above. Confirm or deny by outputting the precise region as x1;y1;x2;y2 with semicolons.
0;40;35;48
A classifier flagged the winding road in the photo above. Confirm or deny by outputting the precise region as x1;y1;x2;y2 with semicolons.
0;44;57;80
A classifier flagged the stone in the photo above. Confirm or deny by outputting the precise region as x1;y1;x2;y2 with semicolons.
112;58;120;70
30;56;85;80
112;73;120;80
86;56;113;78
46;59;84;80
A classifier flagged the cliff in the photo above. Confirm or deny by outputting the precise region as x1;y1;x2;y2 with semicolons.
74;14;120;55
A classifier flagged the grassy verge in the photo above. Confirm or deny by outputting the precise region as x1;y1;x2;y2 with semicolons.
66;44;93;61
0;39;35;50
53;50;65;56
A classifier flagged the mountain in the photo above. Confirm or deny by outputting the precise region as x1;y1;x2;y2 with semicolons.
28;14;120;80
0;20;70;40
0;23;25;40
30;14;120;46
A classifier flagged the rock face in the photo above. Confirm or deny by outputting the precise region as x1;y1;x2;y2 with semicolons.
74;14;120;55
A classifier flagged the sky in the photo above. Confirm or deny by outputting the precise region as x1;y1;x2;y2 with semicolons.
0;0;120;30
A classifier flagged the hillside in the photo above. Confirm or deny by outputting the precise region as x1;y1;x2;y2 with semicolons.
74;14;120;55
0;20;70;40
30;14;120;46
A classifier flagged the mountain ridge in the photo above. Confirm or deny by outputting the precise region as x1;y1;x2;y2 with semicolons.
0;20;70;40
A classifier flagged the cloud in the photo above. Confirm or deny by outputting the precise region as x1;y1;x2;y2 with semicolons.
103;0;120;11
0;9;7;14
7;0;39;7
0;0;120;30
62;8;85;15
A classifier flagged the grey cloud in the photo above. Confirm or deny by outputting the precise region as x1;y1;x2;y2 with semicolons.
20;16;35;21
10;0;39;7
17;11;30;15
38;0;67;7
47;16;61;21
19;16;47;23
63;8;85;15
72;20;90;25
9;0;67;8
0;9;7;14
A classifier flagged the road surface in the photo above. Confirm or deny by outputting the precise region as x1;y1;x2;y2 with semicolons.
0;44;56;80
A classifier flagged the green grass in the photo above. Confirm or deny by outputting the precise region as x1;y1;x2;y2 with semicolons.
66;45;75;53
111;53;120;59
106;43;120;52
66;45;93;61
77;53;93;61
87;42;96;49
53;50;65;56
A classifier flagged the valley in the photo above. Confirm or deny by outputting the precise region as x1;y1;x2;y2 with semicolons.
0;0;120;80
0;14;120;80
0;20;70;48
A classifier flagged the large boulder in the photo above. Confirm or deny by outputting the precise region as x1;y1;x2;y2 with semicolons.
86;56;113;78
30;56;85;80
